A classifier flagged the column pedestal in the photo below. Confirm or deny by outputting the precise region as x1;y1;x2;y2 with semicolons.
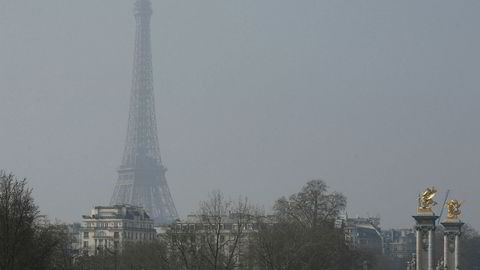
441;220;463;270
413;213;439;270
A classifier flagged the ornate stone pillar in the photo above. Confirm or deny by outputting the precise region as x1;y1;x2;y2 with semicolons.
414;187;439;270
441;221;463;270
428;229;435;269
414;214;439;270
444;233;448;268
416;230;421;270
455;234;459;269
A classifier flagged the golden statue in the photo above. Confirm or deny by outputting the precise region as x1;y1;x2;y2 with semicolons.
446;199;462;220
418;186;437;211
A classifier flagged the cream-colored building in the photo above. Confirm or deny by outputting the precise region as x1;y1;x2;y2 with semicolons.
160;213;273;269
80;205;156;255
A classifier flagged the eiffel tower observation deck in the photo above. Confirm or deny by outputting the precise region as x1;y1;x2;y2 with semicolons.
110;0;178;224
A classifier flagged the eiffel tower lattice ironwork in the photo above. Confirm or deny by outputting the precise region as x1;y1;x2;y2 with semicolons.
110;0;178;224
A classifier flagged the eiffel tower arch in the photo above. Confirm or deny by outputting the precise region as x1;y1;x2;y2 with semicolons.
110;0;178;224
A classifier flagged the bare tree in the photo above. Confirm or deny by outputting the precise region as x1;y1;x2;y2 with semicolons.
274;180;346;229
0;172;40;270
165;222;203;270
253;179;363;270
46;224;80;270
167;191;257;270
0;172;69;270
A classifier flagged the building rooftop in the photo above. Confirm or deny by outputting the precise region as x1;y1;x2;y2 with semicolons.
82;204;151;221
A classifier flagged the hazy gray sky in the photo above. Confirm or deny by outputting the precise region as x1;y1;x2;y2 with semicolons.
1;0;479;229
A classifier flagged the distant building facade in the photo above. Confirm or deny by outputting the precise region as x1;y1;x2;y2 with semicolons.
67;223;82;256
160;213;268;269
80;205;156;255
344;216;384;254
336;216;384;254
382;228;416;259
338;215;416;265
163;213;258;243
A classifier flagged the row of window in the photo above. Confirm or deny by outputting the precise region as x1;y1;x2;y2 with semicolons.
84;230;155;240
84;231;119;238
175;223;255;231
171;234;248;244
83;240;120;249
85;221;154;229
124;231;155;241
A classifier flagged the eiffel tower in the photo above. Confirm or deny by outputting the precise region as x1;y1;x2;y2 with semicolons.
110;0;178;224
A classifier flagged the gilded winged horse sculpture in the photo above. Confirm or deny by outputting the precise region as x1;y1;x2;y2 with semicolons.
446;199;462;220
419;186;437;211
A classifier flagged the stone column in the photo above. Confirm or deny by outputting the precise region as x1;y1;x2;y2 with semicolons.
441;221;463;270
416;230;421;270
429;228;436;270
443;234;448;268
413;214;439;270
455;234;459;269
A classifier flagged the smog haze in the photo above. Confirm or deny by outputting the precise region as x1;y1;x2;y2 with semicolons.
1;0;479;229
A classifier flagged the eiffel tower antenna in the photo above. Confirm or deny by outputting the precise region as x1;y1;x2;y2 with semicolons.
110;0;178;224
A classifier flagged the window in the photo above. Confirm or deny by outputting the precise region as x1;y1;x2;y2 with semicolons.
114;232;119;239
83;232;89;239
83;241;88;248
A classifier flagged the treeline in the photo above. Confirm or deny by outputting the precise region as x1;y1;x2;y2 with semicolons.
0;172;75;270
1;172;479;270
91;181;372;270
